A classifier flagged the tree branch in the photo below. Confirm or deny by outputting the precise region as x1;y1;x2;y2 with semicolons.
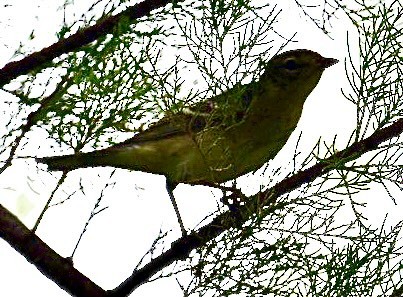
0;0;184;88
0;205;106;297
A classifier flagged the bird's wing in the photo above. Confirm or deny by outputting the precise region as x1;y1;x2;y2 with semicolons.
114;116;187;146
185;82;255;127
112;82;255;148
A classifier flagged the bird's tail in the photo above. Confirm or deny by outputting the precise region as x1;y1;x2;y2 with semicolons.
36;152;104;172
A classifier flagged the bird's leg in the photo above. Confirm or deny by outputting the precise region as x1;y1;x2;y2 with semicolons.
219;181;243;227
220;181;243;211
195;181;244;198
218;181;246;216
192;180;243;212
192;180;245;212
166;180;186;236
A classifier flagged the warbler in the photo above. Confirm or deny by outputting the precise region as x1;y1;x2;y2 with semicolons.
37;49;337;234
37;49;337;181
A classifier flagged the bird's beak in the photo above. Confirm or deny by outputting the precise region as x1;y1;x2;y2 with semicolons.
318;56;339;68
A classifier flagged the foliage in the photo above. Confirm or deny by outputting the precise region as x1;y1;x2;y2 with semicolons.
0;0;402;296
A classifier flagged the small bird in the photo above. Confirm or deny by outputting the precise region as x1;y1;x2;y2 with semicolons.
37;49;338;234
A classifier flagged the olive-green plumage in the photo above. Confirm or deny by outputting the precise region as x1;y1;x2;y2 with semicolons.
37;49;337;184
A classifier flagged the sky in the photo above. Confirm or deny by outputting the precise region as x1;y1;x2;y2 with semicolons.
0;0;401;296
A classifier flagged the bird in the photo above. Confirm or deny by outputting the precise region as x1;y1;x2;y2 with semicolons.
37;49;338;234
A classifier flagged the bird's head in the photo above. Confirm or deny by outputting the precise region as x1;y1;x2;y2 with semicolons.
261;49;338;96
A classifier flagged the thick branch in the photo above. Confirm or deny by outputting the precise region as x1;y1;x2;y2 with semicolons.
0;205;106;297
0;0;184;87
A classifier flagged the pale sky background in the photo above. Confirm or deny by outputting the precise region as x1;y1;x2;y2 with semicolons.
0;0;401;296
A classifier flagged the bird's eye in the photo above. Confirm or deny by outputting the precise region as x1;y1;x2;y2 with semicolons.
283;58;300;70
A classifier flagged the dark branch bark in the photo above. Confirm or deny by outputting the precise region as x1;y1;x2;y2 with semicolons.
0;205;106;297
0;0;184;88
2;119;402;296
390;283;403;297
